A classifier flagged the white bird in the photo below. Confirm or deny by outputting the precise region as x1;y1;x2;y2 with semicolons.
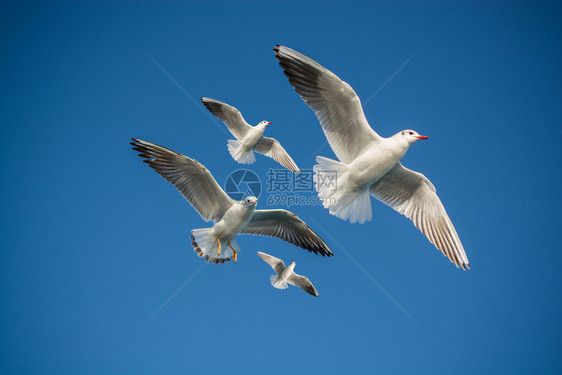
257;251;319;297
201;97;300;173
274;46;470;270
130;138;332;264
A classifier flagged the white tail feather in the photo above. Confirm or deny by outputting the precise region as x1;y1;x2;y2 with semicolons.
227;140;256;164
270;275;288;289
191;228;236;264
313;156;372;224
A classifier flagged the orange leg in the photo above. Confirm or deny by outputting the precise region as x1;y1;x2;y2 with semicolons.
227;241;237;263
216;235;221;255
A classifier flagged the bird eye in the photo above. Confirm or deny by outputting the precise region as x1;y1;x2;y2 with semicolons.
409;131;413;135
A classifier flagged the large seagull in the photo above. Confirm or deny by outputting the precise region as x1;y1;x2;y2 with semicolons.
274;46;469;270
130;138;332;263
201;97;300;174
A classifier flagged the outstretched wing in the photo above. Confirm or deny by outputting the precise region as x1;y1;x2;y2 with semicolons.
287;273;319;297
257;251;285;274
131;138;235;222
254;136;300;174
242;210;333;256
370;163;470;269
201;97;253;140
274;45;381;164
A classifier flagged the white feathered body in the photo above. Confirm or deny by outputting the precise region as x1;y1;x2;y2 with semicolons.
227;123;267;164
192;202;256;263
348;136;411;189
212;203;255;239
270;262;296;289
314;135;411;224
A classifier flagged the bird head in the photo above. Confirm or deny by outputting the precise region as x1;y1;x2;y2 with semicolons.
258;121;271;127
399;129;429;144
242;196;258;206
288;259;296;271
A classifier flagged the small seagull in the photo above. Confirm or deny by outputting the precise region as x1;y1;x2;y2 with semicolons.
201;97;300;173
257;251;319;297
274;45;469;270
130;138;332;264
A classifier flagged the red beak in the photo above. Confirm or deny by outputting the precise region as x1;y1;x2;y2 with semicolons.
416;135;429;140
267;122;272;125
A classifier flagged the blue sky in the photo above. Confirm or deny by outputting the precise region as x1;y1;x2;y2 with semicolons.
1;1;561;374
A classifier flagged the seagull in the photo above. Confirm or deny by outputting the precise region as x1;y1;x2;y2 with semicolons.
274;45;469;270
201;97;300;173
257;251;319;297
130;138;332;264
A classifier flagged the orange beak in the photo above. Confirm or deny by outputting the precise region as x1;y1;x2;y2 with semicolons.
416;135;429;140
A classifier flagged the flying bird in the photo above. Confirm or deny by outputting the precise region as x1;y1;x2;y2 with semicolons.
130;138;332;264
274;45;469;270
257;251;319;297
201;97;300;173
